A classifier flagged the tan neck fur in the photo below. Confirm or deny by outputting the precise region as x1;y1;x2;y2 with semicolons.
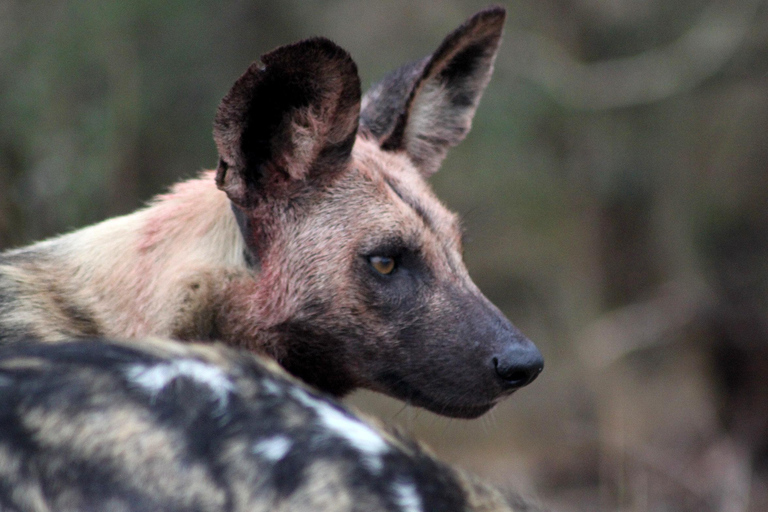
10;171;251;341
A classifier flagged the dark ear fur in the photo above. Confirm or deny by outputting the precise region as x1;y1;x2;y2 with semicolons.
360;6;505;176
214;38;361;207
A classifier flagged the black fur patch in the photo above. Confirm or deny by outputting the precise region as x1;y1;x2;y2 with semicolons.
231;202;259;268
360;57;428;142
275;319;360;397
382;176;436;234
0;272;32;344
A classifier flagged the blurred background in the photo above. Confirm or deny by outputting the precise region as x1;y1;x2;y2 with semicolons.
1;1;767;510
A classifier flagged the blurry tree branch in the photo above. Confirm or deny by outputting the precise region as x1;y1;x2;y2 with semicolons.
508;0;765;110
577;280;715;369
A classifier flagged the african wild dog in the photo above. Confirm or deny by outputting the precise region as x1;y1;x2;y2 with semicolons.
0;7;543;418
0;337;542;512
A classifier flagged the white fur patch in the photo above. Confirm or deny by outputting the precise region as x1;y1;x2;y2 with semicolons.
126;359;235;406
289;388;388;472
392;479;423;512
252;435;292;462
407;80;452;143
261;379;283;396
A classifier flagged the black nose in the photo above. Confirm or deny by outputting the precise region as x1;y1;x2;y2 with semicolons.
493;342;544;389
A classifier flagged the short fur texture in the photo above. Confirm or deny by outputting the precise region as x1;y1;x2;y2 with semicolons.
0;337;531;512
0;6;543;418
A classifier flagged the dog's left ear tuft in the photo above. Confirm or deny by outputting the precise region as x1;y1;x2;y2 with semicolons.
213;38;361;208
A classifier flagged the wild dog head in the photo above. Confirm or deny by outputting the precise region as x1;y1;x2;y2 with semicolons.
213;7;543;418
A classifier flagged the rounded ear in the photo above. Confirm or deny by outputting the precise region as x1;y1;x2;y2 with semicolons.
213;38;361;208
360;7;505;177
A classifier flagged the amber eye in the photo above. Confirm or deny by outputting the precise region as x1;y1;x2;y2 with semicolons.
369;255;396;275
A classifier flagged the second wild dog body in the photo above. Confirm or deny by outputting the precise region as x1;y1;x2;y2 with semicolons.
0;337;542;512
0;7;543;418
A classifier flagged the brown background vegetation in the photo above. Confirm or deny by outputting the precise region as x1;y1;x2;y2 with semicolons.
2;1;768;510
